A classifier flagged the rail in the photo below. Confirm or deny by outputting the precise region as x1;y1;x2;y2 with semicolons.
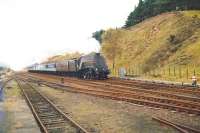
16;78;88;133
152;117;200;133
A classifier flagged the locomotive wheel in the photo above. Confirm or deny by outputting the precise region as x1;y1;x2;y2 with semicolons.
83;72;89;79
83;73;87;79
86;73;90;79
90;71;95;80
87;72;92;80
83;71;94;80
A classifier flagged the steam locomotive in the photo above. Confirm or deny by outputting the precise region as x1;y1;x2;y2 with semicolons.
28;53;109;79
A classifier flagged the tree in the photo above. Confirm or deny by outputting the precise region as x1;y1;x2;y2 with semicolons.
124;0;200;28
92;30;105;44
101;29;123;69
125;0;145;27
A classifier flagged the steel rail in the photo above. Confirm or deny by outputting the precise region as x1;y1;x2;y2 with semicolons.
16;79;48;133
31;74;200;102
26;74;200;103
29;73;200;92
111;77;200;90
60;77;200;103
26;79;200;115
19;75;200;114
52;79;200;110
16;79;88;133
152;117;200;133
28;83;89;133
105;79;200;95
152;117;189;133
32;76;200;110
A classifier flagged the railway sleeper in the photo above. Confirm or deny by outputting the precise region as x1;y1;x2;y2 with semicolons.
34;108;55;112
43;120;67;125
37;113;61;117
46;125;74;130
60;84;200;110
39;115;61;118
45;123;73;128
42;118;65;122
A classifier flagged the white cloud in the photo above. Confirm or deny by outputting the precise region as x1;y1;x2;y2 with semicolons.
0;0;138;70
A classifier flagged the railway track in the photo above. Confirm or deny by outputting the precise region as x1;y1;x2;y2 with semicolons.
30;74;200;104
107;78;200;97
61;77;200;102
16;79;88;133
152;117;200;133
27;73;200;97
19;75;200;115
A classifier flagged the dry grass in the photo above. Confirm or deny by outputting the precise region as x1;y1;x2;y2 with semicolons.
101;11;200;82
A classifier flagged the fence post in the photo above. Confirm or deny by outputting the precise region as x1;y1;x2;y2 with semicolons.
163;68;165;75
186;67;189;80
194;68;196;76
179;66;182;79
138;64;140;76
169;66;171;76
118;67;119;77
174;66;176;76
115;68;116;77
138;65;140;76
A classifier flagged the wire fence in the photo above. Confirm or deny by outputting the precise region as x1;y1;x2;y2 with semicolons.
111;65;200;83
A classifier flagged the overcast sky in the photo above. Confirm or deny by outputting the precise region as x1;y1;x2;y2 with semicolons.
0;0;138;70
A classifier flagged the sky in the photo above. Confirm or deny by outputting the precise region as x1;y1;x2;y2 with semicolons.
0;0;138;70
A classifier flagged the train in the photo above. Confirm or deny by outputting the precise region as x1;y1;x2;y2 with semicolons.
27;53;110;79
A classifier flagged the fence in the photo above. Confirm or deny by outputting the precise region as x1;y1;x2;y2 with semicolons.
111;65;200;83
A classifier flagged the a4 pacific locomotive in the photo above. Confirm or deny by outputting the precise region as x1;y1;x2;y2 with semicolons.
28;53;110;79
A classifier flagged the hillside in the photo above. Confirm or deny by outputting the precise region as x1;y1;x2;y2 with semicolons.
101;11;200;80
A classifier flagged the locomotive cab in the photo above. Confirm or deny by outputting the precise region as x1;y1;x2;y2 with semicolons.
78;53;109;79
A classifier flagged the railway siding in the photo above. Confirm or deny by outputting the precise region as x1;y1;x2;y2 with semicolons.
33;81;200;133
20;74;200;115
16;73;200;132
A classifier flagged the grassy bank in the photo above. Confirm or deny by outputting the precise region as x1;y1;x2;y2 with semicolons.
101;11;200;83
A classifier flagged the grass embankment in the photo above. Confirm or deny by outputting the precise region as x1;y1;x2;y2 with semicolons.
101;11;200;83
